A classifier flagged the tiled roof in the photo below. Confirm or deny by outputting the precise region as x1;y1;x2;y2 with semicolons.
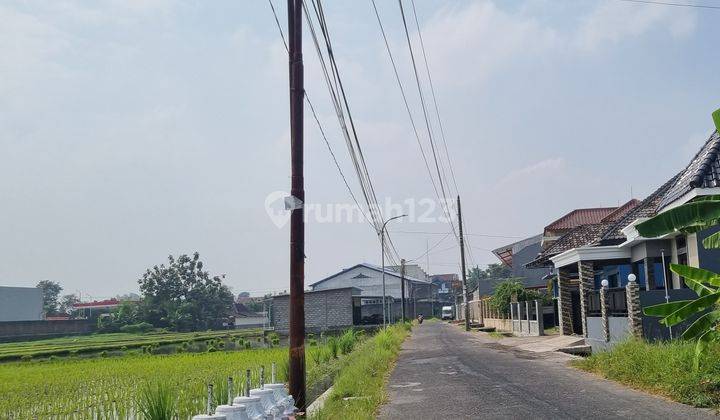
492;234;543;267
657;131;720;210
596;173;682;244
600;199;640;222
544;207;619;231
527;223;610;268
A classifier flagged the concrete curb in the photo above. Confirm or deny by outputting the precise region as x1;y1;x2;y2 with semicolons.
306;385;333;417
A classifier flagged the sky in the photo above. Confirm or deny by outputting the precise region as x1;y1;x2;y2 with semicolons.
1;0;719;299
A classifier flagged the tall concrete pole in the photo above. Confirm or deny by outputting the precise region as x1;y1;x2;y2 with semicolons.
288;0;306;411
457;196;470;331
400;259;406;322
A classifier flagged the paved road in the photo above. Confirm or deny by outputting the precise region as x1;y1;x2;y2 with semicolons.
379;321;715;419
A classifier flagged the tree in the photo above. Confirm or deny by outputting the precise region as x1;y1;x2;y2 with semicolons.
36;280;62;315
59;294;80;315
636;197;720;370
467;263;513;292
137;252;234;331
488;279;543;315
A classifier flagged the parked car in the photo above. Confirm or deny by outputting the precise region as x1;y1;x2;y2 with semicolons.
441;306;454;320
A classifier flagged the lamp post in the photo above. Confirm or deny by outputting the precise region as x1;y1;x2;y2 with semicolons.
381;214;406;327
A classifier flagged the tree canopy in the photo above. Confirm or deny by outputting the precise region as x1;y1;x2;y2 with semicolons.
36;280;62;315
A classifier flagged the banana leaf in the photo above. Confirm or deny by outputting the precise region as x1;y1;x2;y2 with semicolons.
669;264;720;287
702;231;720;249
713;108;720;131
661;291;720;326
682;310;720;340
643;300;692;316
635;201;720;237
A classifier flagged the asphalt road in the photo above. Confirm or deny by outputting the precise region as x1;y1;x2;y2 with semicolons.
379;321;716;419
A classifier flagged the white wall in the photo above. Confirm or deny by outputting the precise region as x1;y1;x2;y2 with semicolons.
312;265;417;298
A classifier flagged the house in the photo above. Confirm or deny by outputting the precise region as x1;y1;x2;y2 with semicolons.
528;129;720;341
272;287;361;333
231;303;267;329
0;286;43;322
430;273;461;304
490;234;550;293
73;298;121;319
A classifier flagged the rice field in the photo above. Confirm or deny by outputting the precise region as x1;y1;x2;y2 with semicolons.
0;329;263;362
0;330;361;419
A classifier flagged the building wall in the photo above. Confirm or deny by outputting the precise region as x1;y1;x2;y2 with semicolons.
0;286;43;322
272;288;354;333
510;241;549;288
312;266;429;299
0;319;95;342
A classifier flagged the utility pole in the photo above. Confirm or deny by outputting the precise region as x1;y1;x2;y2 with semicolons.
400;259;406;322
457;195;470;331
288;0;305;412
380;214;406;326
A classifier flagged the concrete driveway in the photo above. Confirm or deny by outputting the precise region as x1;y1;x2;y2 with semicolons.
379;321;716;419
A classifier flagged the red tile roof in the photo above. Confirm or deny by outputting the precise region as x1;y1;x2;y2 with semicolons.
73;298;120;308
544;207;619;231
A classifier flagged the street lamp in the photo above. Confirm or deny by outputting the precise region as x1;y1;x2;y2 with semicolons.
381;214;406;327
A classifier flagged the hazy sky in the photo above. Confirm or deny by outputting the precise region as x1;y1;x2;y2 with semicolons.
2;0;719;299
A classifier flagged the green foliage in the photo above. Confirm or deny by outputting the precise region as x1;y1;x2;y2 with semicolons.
489;279;546;314
574;339;720;407
338;329;358;355
119;322;154;334
637;198;720;368
135;382;177;420
326;336;339;359
312;325;410;419
137;252;235;332
0;330;262;362
36;280;62;316
467;264;512;293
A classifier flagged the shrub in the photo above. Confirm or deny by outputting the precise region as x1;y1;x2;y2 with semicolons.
20;355;32;362
327;336;339;359
338;329;357;355
135;382;176;420
244;341;252;349
100;351;108;358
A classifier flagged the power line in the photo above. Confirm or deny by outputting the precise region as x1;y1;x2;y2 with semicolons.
408;0;460;197
614;0;720;9
304;0;401;265
388;230;523;239
266;0;372;229
397;0;457;240
408;231;451;262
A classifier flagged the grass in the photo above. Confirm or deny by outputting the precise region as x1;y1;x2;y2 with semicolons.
487;331;506;339
0;328;366;419
311;323;411;419
0;329;263;362
573;339;720;407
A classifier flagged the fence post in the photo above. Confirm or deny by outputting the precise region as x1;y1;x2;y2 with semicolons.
536;300;544;336
626;274;644;339
525;300;531;334
600;280;610;342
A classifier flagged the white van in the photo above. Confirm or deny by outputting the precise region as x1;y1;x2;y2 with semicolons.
441;306;454;320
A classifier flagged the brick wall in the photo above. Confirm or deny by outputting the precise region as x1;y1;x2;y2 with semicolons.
0;319;96;342
272;288;354;333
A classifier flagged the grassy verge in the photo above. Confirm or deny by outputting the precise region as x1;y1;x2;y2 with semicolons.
573;339;720;407
311;323;410;419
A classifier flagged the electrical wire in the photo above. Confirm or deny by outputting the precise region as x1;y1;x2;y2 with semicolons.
614;0;720;9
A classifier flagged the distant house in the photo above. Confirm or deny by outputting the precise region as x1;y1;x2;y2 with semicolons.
0;286;43;322
430;273;461;304
232;303;267;329
489;234;549;295
73;298;121;319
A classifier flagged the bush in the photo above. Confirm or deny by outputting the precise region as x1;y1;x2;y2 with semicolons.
338;329;358;355
327;336;339;359
489;279;549;315
119;322;153;334
20;355;32;362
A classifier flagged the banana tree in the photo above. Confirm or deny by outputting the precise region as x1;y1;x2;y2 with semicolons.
636;109;720;369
